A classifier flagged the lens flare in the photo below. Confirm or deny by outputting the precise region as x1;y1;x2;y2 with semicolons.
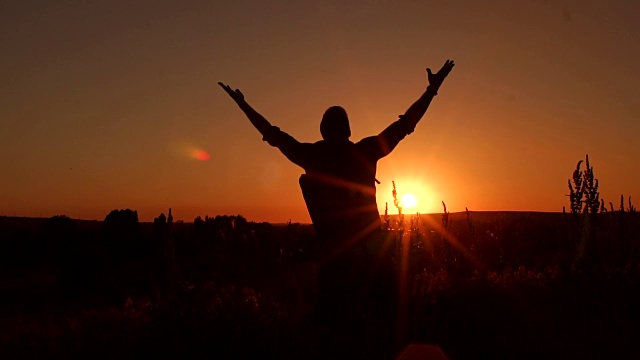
169;141;211;162
191;149;210;161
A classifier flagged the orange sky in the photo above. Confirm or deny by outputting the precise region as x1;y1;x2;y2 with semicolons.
1;0;639;222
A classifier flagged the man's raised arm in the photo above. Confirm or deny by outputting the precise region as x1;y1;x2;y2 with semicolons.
218;82;272;136
400;59;455;134
218;82;310;168
367;60;455;159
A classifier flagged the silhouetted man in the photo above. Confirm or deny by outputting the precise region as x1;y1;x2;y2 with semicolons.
219;60;454;356
219;59;453;249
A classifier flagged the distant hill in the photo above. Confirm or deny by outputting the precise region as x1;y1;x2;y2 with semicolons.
3;211;635;239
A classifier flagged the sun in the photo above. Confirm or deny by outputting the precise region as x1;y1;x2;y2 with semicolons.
401;193;418;209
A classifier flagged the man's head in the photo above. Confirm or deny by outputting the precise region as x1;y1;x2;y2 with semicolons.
320;106;351;141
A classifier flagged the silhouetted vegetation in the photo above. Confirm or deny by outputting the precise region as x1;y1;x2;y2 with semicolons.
0;156;639;358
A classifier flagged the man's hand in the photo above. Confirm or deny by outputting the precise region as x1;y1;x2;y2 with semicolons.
427;59;455;91
218;82;245;104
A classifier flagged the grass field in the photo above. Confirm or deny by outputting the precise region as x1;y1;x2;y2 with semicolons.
0;210;639;358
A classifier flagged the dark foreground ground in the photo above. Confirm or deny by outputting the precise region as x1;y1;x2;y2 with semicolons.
0;211;639;359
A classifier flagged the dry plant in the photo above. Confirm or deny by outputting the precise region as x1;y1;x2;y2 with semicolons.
567;154;601;215
441;201;450;231
392;181;404;231
583;155;601;214
383;202;390;230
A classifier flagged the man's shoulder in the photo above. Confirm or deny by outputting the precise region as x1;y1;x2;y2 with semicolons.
355;136;379;147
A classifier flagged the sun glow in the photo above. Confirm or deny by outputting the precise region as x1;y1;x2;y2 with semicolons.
378;179;438;214
401;193;418;209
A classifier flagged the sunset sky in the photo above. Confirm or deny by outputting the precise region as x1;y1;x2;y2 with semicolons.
2;0;639;223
